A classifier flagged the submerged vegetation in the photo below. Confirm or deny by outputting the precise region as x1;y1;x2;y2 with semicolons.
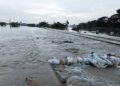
25;23;36;27
74;9;120;36
72;26;80;32
0;20;69;30
9;22;20;27
51;21;69;30
0;8;120;36
0;22;7;26
37;21;49;28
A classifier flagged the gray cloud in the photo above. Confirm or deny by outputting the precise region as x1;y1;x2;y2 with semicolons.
0;0;120;24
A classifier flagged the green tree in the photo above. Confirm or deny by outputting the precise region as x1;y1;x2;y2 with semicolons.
37;21;49;28
51;22;66;30
117;9;120;14
9;22;20;27
0;22;7;26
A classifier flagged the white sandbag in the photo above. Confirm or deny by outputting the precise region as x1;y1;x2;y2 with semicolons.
84;53;113;68
94;53;113;68
89;53;108;68
48;57;60;65
100;54;113;65
109;56;120;66
66;56;73;65
77;57;83;63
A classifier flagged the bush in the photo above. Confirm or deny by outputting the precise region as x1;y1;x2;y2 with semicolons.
51;22;67;30
37;21;49;28
76;8;120;35
117;9;120;14
9;22;20;27
26;24;36;27
72;26;80;32
0;22;7;26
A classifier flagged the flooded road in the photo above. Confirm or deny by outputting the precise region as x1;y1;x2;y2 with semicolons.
83;66;120;85
0;26;120;86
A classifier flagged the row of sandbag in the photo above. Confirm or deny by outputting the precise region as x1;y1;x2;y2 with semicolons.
48;56;82;65
84;52;120;68
48;52;120;68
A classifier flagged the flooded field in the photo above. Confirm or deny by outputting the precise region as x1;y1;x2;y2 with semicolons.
0;26;120;86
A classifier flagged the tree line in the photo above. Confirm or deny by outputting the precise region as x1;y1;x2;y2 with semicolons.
0;20;69;30
73;9;120;36
1;8;120;36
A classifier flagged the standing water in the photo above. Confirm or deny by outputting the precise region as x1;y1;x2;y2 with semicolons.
0;26;120;86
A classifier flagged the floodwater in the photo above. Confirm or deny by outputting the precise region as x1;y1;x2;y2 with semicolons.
84;66;120;85
0;26;120;86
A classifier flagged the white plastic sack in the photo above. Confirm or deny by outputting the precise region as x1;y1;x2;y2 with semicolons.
66;56;73;65
77;57;83;63
109;56;120;66
84;53;114;68
48;57;60;65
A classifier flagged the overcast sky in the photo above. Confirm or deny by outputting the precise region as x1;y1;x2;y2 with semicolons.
0;0;120;24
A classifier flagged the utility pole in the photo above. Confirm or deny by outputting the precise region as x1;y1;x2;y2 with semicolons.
9;19;11;29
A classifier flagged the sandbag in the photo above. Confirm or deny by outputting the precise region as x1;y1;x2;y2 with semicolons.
48;57;60;65
83;52;119;68
66;56;74;65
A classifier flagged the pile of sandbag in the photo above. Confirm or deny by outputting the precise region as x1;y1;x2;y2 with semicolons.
48;56;82;65
83;52;120;68
48;52;120;68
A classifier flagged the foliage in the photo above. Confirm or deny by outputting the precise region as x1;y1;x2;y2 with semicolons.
76;8;120;35
37;21;49;28
72;26;80;32
9;22;20;27
26;24;36;27
51;22;68;30
117;9;120;14
0;22;7;26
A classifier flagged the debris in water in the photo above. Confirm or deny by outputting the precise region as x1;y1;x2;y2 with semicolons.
36;37;39;39
52;40;74;44
65;48;79;55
